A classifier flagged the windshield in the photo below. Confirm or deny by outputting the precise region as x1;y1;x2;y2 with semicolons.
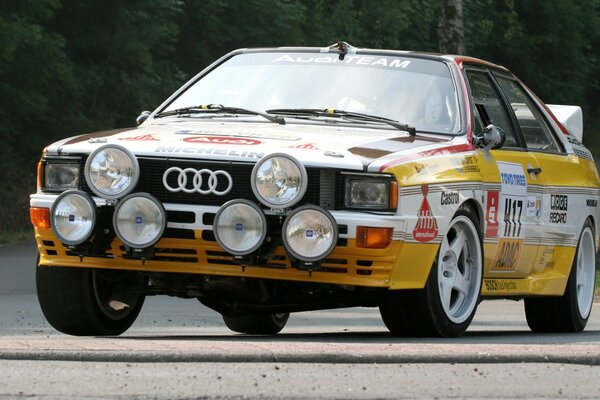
163;52;461;134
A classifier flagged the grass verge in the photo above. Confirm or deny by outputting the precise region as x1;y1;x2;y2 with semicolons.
0;229;33;246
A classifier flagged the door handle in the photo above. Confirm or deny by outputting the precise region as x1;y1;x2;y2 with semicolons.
527;167;542;175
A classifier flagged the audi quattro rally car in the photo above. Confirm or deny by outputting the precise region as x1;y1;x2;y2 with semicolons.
31;42;599;337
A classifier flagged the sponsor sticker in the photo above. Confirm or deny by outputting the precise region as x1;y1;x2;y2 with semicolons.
289;143;320;150
497;162;527;239
484;279;518;292
154;146;264;159
537;247;555;268
440;191;459;206
175;130;300;141
451;155;480;173
489;162;527;272
271;54;412;69
526;195;541;221
412;185;438;242
183;136;262;145
485;191;499;237
118;134;159;141
491;238;522;272
549;194;568;224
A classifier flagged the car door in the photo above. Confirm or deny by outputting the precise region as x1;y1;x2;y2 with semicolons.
493;74;585;275
464;68;543;279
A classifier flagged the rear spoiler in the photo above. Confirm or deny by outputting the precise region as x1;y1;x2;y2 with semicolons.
547;105;583;141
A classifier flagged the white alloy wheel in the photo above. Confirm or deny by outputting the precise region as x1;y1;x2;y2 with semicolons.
380;208;483;337
437;215;482;324
525;219;596;333
575;226;595;320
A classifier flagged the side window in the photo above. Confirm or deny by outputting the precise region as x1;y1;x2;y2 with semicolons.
465;71;518;147
495;76;559;152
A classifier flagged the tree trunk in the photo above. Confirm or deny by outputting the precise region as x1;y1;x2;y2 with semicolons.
437;0;465;55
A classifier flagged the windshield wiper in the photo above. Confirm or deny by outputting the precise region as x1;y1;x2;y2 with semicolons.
155;104;285;125
267;108;415;135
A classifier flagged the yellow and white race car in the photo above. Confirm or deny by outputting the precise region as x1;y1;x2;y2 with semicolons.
30;42;598;337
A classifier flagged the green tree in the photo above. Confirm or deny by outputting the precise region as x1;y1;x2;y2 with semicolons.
0;0;77;234
48;0;184;131
301;0;438;51
175;0;307;78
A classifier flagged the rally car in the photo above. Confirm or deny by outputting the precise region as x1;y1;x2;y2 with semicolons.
30;42;598;337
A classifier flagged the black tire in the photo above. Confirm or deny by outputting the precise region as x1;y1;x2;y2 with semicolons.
525;220;596;333
380;208;483;337
223;313;289;334
36;263;145;336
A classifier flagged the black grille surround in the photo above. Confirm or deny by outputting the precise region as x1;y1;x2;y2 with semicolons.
81;156;336;208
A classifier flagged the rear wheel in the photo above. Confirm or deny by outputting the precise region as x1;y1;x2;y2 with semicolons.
380;209;483;337
223;313;289;334
525;221;596;333
36;264;145;336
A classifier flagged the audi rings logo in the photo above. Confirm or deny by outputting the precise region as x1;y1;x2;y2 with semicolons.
162;167;233;195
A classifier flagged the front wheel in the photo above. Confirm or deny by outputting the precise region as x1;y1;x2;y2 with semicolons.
525;221;596;333
223;313;290;334
36;264;145;336
380;209;483;337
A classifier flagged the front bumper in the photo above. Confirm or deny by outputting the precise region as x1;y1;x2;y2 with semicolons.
31;193;437;289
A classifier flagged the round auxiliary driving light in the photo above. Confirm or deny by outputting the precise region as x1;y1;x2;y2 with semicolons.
213;200;267;256
251;153;308;209
51;190;96;246
282;205;338;262
113;193;166;248
85;144;139;199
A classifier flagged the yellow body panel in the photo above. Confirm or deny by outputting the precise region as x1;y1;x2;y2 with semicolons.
36;228;401;288
482;245;575;296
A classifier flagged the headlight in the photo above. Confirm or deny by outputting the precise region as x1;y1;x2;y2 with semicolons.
51;190;96;245
282;205;337;262
344;174;397;210
213;200;267;255
251;153;307;209
113;193;166;248
85;145;139;199
44;162;80;191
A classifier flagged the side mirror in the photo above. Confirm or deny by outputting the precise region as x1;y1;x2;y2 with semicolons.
475;124;505;150
136;110;151;125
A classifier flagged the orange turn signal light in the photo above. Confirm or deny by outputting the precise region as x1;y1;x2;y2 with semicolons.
356;226;393;249
30;207;50;229
37;160;43;189
389;181;398;209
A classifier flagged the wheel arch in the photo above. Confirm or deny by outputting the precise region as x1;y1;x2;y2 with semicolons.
585;214;597;251
458;198;484;236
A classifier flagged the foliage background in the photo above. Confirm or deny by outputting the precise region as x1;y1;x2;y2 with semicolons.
1;0;599;239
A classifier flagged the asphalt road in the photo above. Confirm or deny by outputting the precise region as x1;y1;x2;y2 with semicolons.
1;241;599;399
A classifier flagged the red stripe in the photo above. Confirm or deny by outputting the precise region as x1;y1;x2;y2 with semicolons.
379;142;473;172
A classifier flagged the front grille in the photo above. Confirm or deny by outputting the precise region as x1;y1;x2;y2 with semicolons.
82;157;332;207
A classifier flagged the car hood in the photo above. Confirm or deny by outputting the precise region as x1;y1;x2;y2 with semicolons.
47;119;464;172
